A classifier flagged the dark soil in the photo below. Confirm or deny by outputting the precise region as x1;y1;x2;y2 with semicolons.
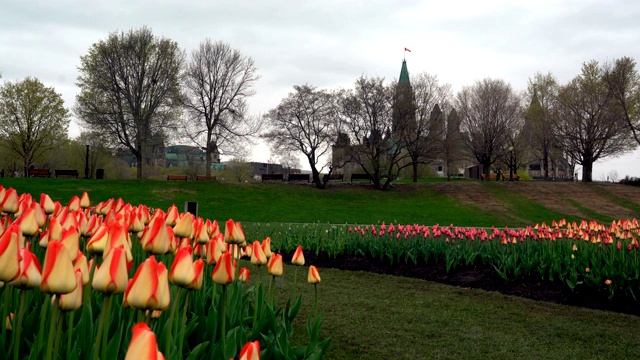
283;251;640;317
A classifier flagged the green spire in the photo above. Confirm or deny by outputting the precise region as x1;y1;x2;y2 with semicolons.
398;60;410;86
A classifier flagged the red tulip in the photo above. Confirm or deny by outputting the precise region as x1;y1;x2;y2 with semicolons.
212;252;235;285
60;226;80;261
40;241;77;294
86;223;109;255
292;245;305;266
124;323;165;360
193;217;209;244
239;340;260;360
0;224;21;283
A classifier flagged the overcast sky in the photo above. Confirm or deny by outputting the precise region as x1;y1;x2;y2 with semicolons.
2;0;639;179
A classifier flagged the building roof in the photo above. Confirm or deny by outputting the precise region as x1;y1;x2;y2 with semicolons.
398;60;410;86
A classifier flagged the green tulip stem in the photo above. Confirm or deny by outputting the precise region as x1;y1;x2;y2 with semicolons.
165;286;183;356
314;283;318;321
66;311;75;360
12;289;27;360
294;266;299;299
36;295;50;353
100;295;113;360
269;275;275;305
53;308;64;359
177;291;190;359
1;285;10;340
45;298;60;360
221;285;227;355
92;294;111;360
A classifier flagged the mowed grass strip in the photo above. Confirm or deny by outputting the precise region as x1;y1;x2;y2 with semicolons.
273;265;640;360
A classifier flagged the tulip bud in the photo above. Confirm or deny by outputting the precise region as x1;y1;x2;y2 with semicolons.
165;205;179;226
125;256;168;310
239;267;250;282
5;313;14;331
57;269;84;311
173;213;194;239
124;323;165;360
86;223;109;255
73;251;90;285
193;218;209;244
189;259;205;290
224;219;245;245
251;241;267;266
68;196;81;212
60;226;80;261
80;192;91;209
308;265;321;284
261;237;272;258
239;340;260;360
1;187;19;214
40;193;55;215
169;246;196;288
267;254;283;277
141;217;171;255
0;224;21;282
9;247;42;289
40;241;77;294
19;206;40;237
92;246;129;294
292;245;305;266
212;252;235;285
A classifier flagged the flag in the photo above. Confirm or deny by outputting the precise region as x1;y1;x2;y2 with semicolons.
404;48;411;52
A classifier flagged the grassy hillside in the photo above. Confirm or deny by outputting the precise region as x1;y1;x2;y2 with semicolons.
1;178;639;227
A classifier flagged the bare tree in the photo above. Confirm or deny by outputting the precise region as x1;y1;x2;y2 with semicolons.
523;72;561;180
457;78;522;181
604;56;640;146
338;76;407;190
403;73;452;182
555;60;636;182
0;77;69;175
75;26;183;179
181;40;261;179
263;85;336;188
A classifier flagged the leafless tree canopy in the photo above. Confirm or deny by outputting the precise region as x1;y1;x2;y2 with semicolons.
555;60;636;182
75;26;184;179
457;78;522;180
338;76;408;190
0;77;69;175
181;40;261;178
604;56;640;146
262;84;336;188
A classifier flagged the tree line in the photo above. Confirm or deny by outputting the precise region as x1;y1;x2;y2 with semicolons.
0;26;638;188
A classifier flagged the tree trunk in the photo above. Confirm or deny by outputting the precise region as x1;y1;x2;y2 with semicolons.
543;154;549;180
412;161;419;182
483;162;491;182
136;153;144;179
311;166;325;189
582;160;593;183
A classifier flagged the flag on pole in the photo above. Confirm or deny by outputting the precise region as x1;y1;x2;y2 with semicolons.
404;48;411;52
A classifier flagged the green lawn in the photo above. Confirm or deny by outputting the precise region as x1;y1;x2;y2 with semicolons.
3;178;640;359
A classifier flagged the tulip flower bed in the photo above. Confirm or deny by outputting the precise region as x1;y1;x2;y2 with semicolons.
0;186;330;360
251;218;640;302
